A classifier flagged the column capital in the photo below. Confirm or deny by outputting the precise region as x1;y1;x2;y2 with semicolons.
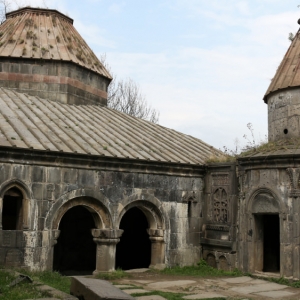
91;228;123;239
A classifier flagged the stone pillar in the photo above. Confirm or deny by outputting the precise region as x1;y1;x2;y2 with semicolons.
91;229;123;273
0;197;3;229
23;198;29;230
148;229;165;269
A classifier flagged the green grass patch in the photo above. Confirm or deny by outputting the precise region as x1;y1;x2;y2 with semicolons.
25;270;71;294
0;269;51;300
95;268;129;280
159;260;243;277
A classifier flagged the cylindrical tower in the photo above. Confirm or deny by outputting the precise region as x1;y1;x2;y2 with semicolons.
264;21;300;141
0;7;112;106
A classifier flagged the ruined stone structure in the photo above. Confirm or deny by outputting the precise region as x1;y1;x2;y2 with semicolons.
0;7;299;278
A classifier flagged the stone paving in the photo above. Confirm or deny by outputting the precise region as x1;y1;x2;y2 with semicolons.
117;275;300;299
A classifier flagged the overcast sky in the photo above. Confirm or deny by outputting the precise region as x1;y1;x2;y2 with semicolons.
13;0;300;151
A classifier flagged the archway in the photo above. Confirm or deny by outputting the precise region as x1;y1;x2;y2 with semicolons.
53;206;96;275
116;207;151;270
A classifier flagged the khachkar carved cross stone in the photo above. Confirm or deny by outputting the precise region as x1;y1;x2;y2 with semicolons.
213;188;228;223
287;168;300;197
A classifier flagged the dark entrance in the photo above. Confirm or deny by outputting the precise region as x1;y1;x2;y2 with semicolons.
116;207;151;270
2;188;23;230
263;214;280;272
53;206;96;275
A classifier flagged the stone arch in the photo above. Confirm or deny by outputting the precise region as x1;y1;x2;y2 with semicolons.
0;178;32;230
218;255;229;271
0;178;32;199
45;189;112;230
206;253;217;268
117;193;166;230
247;187;285;215
116;193;166;269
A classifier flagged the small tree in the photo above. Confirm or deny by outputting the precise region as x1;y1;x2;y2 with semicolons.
101;55;159;124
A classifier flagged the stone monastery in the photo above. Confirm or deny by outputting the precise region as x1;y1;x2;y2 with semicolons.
0;7;299;278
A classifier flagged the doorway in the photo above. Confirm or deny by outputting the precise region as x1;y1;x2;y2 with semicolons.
53;206;96;275
116;207;151;270
263;214;280;272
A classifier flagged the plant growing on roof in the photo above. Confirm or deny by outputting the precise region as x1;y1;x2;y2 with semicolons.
41;47;49;56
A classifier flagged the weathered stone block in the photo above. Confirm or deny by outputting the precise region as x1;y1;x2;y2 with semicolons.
70;277;134;300
32;166;45;183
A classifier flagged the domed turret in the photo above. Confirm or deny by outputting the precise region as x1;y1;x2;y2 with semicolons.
0;7;112;105
264;21;300;141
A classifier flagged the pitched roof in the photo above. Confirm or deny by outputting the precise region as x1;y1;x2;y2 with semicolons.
264;29;300;102
0;7;111;79
0;88;223;165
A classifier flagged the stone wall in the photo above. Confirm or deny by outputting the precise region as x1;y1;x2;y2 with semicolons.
238;157;300;279
0;149;205;272
0;58;110;106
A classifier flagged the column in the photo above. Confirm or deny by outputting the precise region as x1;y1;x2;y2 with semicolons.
91;229;123;273
148;229;165;269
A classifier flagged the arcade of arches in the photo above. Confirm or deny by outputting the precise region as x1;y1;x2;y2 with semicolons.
51;204;164;274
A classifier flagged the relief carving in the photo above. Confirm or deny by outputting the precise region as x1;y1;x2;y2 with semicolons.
212;174;229;186
213;188;228;223
182;191;197;202
287;168;300;197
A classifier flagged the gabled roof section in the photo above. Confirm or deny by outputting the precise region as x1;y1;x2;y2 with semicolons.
0;88;223;165
264;29;300;102
0;7;111;79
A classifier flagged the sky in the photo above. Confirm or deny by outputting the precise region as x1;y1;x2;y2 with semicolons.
8;0;300;151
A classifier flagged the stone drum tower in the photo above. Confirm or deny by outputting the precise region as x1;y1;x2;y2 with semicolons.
264;21;300;141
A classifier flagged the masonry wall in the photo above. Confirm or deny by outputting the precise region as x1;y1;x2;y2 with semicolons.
238;158;300;279
0;58;110;106
0;156;204;271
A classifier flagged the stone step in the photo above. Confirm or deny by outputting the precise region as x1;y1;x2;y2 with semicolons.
70;276;135;300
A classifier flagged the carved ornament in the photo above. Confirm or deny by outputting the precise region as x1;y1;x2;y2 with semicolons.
213;188;228;223
212;173;229;186
286;168;300;197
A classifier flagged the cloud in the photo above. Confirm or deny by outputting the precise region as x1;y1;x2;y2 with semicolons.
108;3;125;14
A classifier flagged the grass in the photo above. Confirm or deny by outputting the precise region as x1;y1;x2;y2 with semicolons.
159;260;243;278
19;269;71;294
252;274;300;289
0;269;51;300
95;268;129;280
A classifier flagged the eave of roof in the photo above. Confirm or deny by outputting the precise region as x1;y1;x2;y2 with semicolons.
0;88;224;165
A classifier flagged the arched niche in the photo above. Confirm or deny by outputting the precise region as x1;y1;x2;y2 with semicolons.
252;192;279;214
0;179;32;230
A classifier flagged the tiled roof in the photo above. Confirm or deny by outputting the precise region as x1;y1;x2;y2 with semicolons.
0;88;223;165
264;29;300;102
0;7;111;79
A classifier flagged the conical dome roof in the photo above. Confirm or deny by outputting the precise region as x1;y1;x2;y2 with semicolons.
0;7;111;79
264;29;300;102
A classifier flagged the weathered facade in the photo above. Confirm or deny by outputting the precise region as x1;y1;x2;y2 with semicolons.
1;6;300;278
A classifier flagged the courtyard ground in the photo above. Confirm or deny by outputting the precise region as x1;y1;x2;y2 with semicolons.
110;269;300;300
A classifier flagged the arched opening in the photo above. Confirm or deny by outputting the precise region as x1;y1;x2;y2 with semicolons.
116;207;151;270
2;188;23;230
53;206;96;275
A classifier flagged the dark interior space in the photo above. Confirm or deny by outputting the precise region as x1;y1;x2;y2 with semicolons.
53;206;96;275
116;207;151;270
2;188;23;230
263;214;280;272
